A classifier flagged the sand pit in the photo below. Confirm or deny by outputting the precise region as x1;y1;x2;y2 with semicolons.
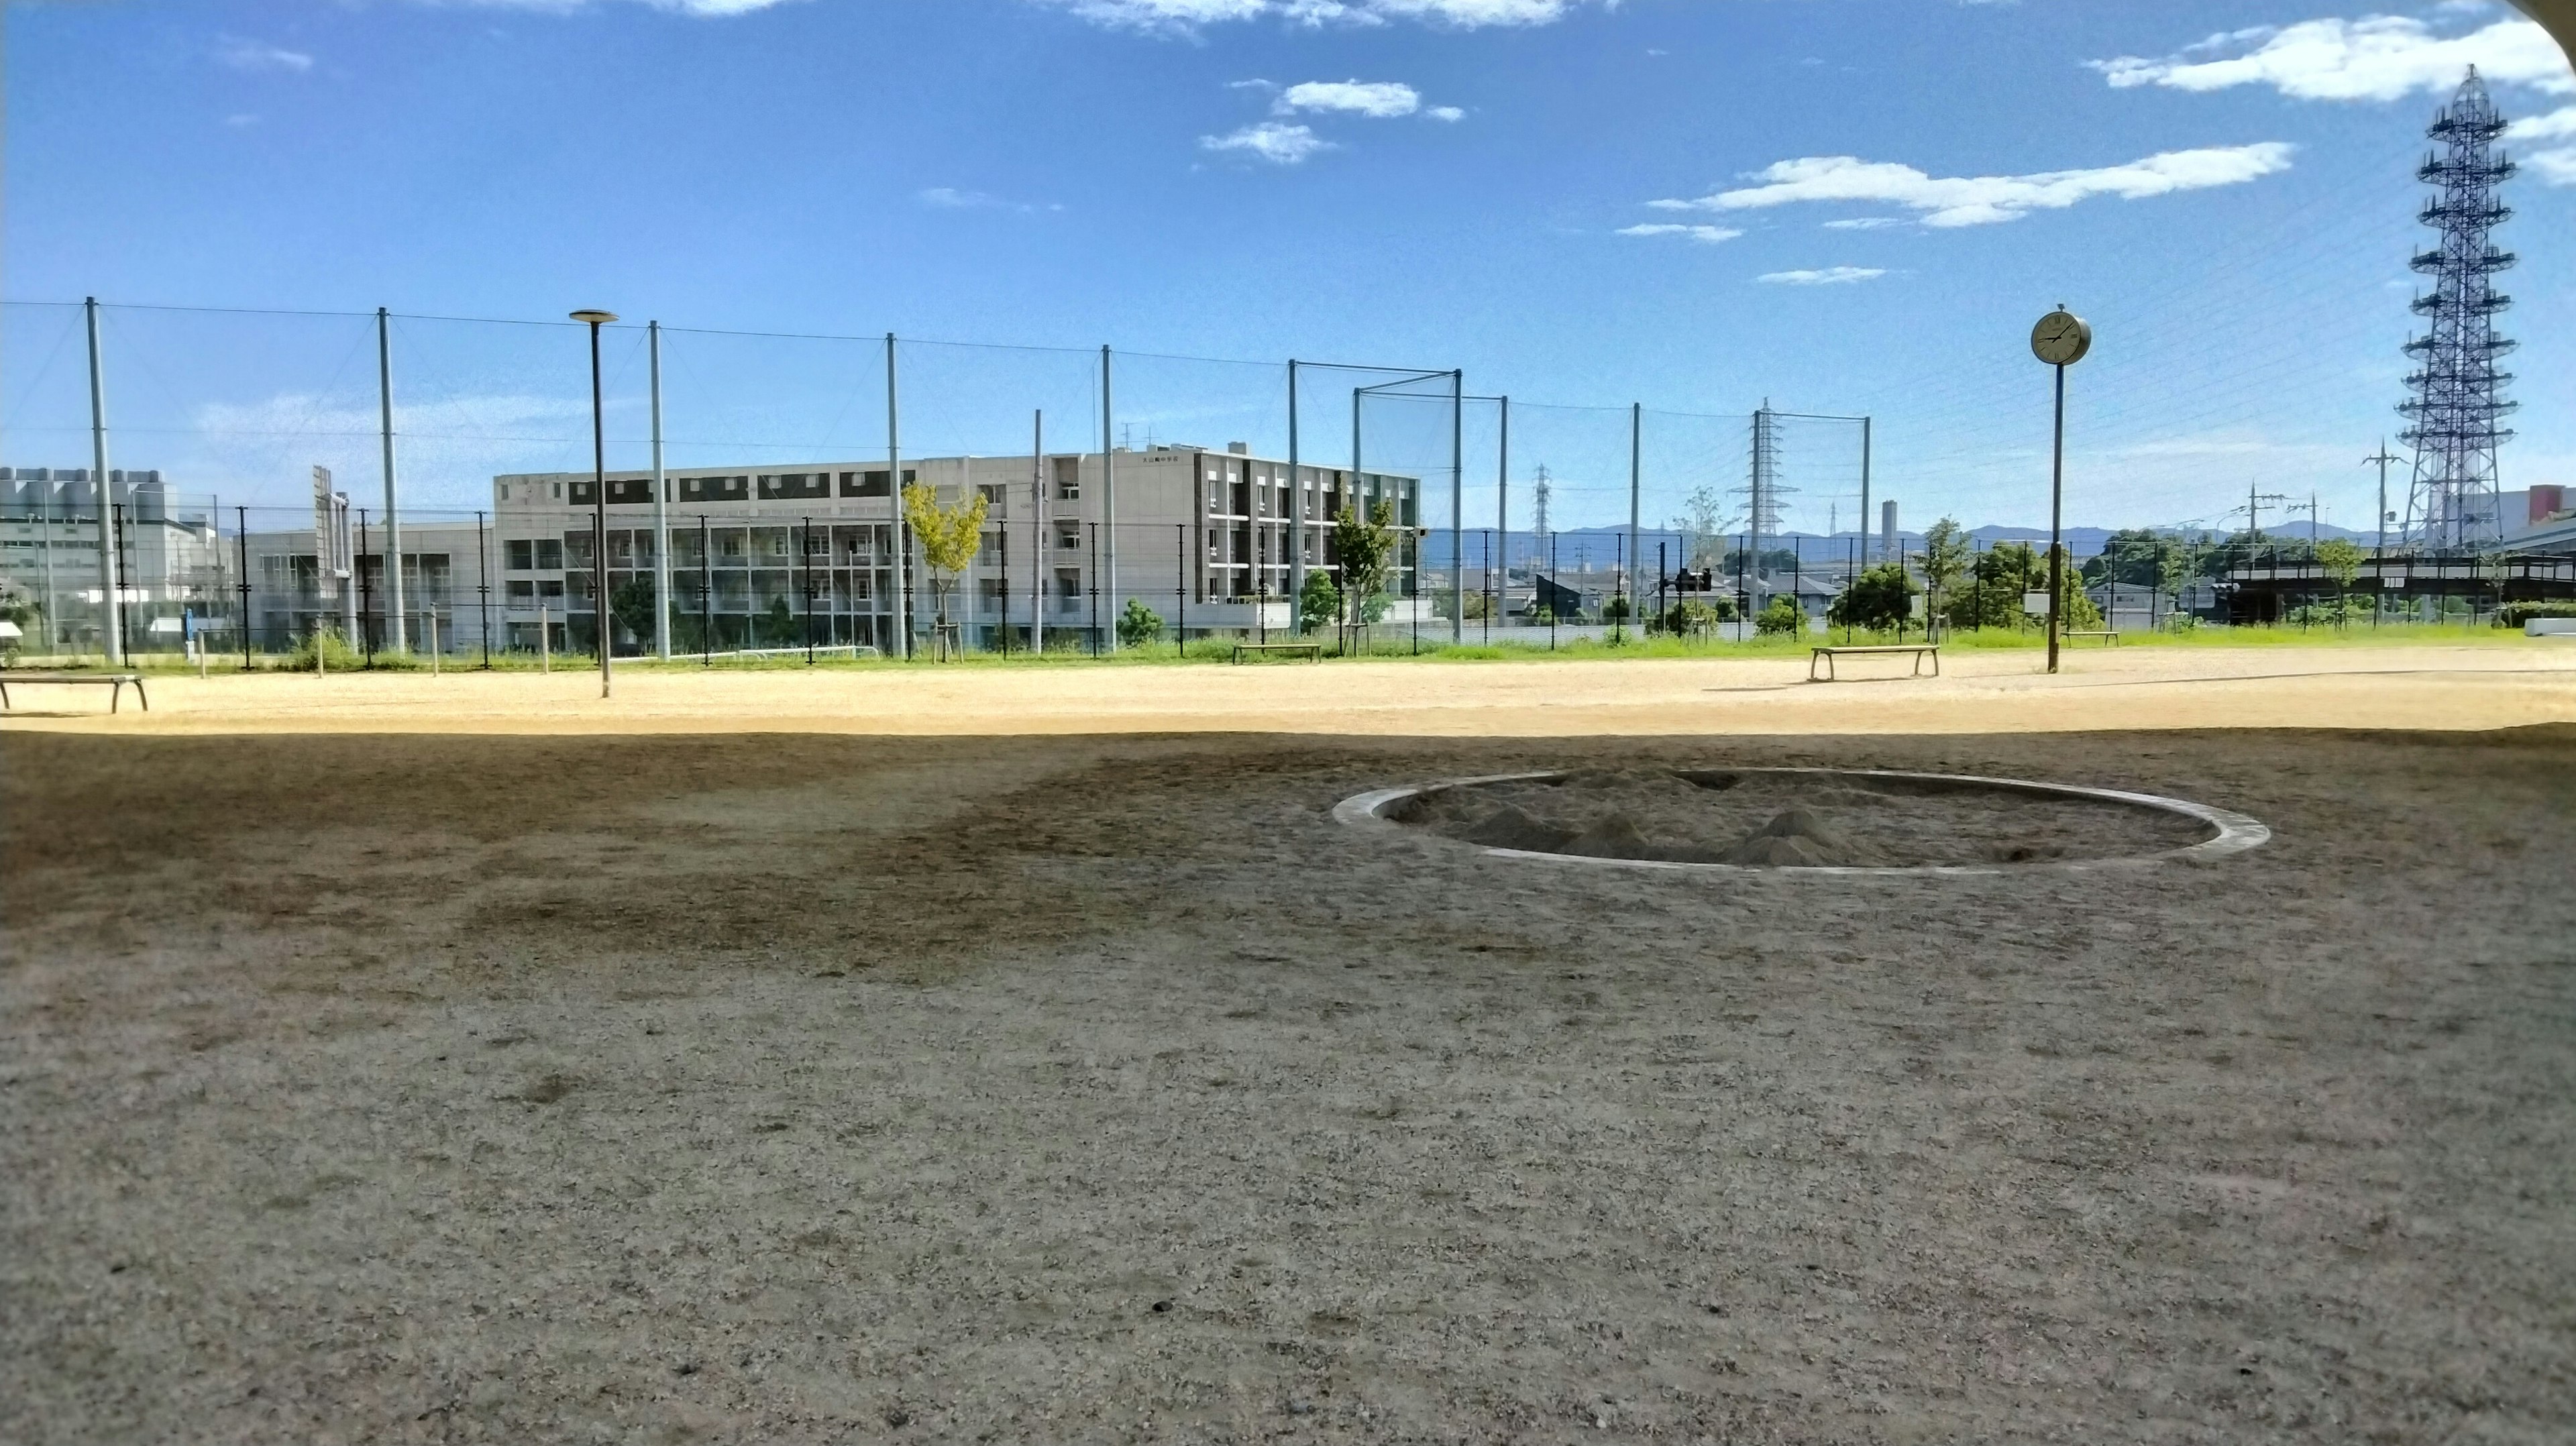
1351;767;2265;872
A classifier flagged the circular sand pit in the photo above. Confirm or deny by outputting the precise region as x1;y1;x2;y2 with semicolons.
1334;767;2269;875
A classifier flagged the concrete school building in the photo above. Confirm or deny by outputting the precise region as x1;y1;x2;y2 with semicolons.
490;444;1428;654
0;467;231;656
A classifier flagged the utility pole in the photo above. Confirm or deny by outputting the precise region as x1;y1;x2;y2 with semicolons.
379;307;405;653
2365;439;2400;555
84;298;124;664
1496;396;1510;612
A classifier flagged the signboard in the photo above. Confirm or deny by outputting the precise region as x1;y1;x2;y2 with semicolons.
2023;591;2051;615
313;466;352;600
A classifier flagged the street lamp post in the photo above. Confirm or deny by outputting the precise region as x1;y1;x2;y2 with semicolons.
572;309;619;698
2030;307;2092;675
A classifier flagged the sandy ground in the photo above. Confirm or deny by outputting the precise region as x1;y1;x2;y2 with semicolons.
4;642;2573;738
4;648;2574;1443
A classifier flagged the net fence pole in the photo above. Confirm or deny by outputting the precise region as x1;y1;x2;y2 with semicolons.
84;298;125;665
478;510;492;669
378;307;405;654
1288;359;1304;624
1032;410;1045;656
1176;522;1187;657
1627;401;1642;643
650;320;672;661
1101;345;1118;653
700;514;711;665
1497;396;1509;634
236;506;252;669
1450;370;1465;646
887;333;909;659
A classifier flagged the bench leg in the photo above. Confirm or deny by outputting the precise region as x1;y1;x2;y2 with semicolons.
134;679;149;712
110;681;121;714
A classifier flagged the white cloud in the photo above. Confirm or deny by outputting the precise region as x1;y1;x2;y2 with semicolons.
2507;103;2576;140
918;186;1059;213
2089;16;2573;101
1821;216;1904;230
216;36;314;72
1201;122;1333;164
1036;0;1597;34
2528;146;2576;182
1757;267;1887;285
1616;223;1743;243
1426;105;1466;122
1276;80;1421;117
1655;144;2295;229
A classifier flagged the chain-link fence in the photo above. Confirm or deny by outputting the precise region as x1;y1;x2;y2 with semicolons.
7;298;2565;670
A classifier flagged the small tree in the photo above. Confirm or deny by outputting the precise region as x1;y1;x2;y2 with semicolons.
901;481;989;646
1297;569;1342;636
1116;598;1164;648
1668;484;1731;570
1601;594;1633;624
1920;518;1972;638
1829;562;1918;632
2316;538;2365;625
1755;594;1803;636
1332;501;1398;641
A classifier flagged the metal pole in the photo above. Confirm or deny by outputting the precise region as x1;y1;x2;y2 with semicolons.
1288;359;1304;623
378;307;405;653
650;321;672;660
358;508;374;665
700;514;712;664
1020;410;1030;652
1177;522;1187;655
477;510;492;669
1089;520;1101;657
1101;345;1118;651
1860;416;1874;563
1497;396;1510;628
236;506;252;668
586;319;610;698
2047;362;2066;675
84;298;125;664
1032;410;1046;655
888;334;909;659
1627;401;1642;636
802;516;815;665
1452;370;1466;645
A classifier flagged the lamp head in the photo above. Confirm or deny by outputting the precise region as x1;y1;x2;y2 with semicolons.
569;309;619;327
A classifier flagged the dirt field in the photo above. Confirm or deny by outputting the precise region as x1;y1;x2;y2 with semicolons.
5;647;2573;1443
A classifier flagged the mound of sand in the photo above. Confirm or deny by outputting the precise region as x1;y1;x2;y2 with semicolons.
1718;808;1878;868
1458;804;1576;852
1562;813;1660;861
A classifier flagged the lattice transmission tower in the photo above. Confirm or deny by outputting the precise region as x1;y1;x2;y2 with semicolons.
1737;403;1794;598
2399;68;2517;553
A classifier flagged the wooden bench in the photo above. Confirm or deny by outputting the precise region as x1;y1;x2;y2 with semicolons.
1809;644;1939;682
0;671;150;714
2063;630;2121;647
1232;641;1324;664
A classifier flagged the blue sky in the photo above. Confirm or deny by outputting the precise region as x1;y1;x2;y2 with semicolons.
5;0;2573;537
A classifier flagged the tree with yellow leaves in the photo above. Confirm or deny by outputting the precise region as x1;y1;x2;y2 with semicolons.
901;481;990;649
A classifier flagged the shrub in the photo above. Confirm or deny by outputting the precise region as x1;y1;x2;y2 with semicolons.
1755;595;1803;635
2497;601;2576;628
1116;598;1165;648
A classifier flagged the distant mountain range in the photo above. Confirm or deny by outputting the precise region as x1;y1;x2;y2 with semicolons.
1414;521;2376;569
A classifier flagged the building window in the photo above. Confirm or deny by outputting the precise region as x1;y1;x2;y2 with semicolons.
1057;522;1081;551
840;469;911;498
506;539;535;571
535;539;564;569
506;580;535;602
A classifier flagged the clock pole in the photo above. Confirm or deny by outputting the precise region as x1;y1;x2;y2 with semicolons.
2029;306;2089;676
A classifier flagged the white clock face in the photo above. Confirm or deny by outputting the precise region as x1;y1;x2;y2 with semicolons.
2031;311;2092;366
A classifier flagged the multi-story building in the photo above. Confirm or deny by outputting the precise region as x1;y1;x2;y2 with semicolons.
490;445;1425;653
1;467;229;654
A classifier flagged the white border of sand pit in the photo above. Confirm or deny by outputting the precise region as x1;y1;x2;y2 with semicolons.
1333;768;2271;877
